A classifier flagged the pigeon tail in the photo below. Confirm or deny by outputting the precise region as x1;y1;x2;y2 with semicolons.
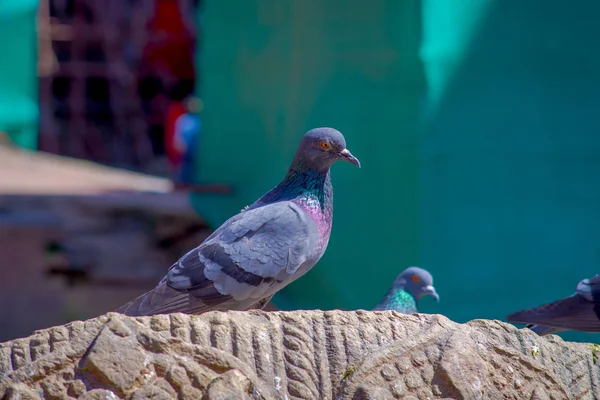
115;281;211;316
525;324;566;336
507;295;600;333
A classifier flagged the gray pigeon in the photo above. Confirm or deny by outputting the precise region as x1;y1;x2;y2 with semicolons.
116;127;360;316
373;267;439;313
507;275;600;335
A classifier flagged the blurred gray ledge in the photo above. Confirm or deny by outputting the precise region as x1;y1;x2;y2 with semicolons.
0;310;598;400
0;144;220;342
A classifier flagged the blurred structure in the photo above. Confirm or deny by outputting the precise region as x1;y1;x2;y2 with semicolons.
0;0;219;342
0;141;215;341
38;0;199;172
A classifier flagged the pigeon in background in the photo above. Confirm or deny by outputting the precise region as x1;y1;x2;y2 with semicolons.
507;275;600;335
116;127;360;316
373;267;439;313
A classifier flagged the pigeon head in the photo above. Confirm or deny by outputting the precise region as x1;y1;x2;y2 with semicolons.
577;275;600;301
291;127;360;172
394;267;439;303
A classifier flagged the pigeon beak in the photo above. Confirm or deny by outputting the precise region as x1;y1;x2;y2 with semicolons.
339;148;361;168
423;285;440;302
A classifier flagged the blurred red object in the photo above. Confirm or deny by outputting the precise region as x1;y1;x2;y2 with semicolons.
165;100;186;168
143;0;195;82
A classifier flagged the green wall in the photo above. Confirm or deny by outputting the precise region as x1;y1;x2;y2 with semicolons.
421;0;600;343
194;0;425;310
196;0;600;344
0;0;39;149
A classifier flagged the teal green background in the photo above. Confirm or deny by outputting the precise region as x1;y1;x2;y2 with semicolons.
420;0;600;344
0;0;39;149
194;0;423;313
195;0;600;343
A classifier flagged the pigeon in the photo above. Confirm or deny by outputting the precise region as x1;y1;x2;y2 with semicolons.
373;267;439;313
116;127;360;316
506;275;600;335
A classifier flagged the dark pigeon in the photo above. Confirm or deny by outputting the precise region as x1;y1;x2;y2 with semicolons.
372;267;439;313
116;127;360;316
507;275;600;335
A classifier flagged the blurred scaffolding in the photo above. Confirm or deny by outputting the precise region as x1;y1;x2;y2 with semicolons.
0;0;222;342
38;0;199;173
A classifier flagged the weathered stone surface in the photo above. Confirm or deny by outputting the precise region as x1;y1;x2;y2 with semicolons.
80;324;147;396
78;389;120;400
0;311;599;399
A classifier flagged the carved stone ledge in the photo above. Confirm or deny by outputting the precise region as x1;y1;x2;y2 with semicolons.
1;311;598;399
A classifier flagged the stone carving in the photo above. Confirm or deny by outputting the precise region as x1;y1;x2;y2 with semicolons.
1;311;598;399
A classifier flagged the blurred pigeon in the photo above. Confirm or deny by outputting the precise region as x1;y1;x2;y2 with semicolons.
116;127;360;316
373;267;439;313
507;275;600;335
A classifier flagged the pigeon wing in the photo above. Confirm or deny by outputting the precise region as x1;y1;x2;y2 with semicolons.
507;295;600;332
116;201;317;316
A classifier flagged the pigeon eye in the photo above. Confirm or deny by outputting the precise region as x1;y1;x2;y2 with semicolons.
411;275;420;282
320;142;331;150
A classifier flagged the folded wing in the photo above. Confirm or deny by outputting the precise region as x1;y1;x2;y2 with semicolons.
116;201;316;316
